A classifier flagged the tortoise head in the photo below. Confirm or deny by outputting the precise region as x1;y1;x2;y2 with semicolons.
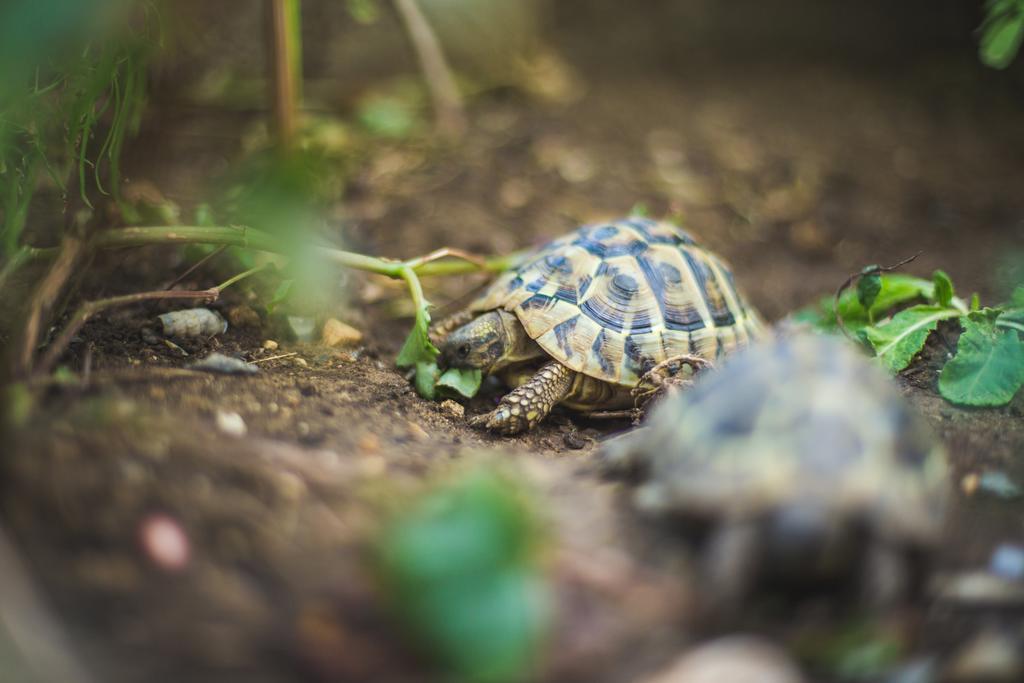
439;310;521;373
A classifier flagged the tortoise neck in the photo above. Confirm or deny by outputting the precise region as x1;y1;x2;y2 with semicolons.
491;310;546;371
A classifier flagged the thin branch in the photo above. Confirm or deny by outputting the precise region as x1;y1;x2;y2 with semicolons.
833;251;923;343
17;236;86;377
250;352;298;364
165;245;227;290
392;0;466;138
36;288;218;376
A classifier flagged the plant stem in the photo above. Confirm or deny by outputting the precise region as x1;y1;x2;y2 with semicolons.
37;288;219;376
266;0;303;148
392;0;466;138
17;236;86;377
214;262;272;292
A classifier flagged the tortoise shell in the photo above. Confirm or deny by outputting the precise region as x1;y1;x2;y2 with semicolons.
470;218;765;386
601;334;949;545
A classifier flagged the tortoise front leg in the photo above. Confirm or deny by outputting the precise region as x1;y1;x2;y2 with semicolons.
469;361;574;435
632;354;714;414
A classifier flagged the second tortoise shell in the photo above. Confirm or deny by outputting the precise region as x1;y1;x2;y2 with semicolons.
470;218;765;386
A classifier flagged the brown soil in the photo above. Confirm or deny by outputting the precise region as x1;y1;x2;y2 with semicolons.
5;17;1024;682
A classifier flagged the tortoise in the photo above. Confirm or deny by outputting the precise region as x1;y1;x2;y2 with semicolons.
434;217;765;434
600;333;950;607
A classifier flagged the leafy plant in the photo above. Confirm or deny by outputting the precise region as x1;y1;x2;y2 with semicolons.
795;271;1024;407
376;469;549;683
1;0;158;262
979;0;1024;69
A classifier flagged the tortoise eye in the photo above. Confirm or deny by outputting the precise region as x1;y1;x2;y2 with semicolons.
457;343;471;358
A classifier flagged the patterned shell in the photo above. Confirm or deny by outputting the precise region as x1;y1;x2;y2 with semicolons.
471;218;765;386
601;334;949;544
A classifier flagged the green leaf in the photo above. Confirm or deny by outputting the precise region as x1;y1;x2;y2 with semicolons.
378;471;548;683
856;268;882;311
933;270;954;308
980;11;1024;69
629;202;649;218
792;274;935;334
267;278;294;313
438;368;483;399
396;314;438;369
972;292;982;311
1012;286;1024;308
864;305;960;372
939;316;1024;406
415;361;439;400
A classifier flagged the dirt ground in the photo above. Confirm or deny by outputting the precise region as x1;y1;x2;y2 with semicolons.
4;7;1024;681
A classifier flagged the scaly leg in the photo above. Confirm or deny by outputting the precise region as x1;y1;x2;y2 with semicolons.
632;354;714;414
469;361;574;435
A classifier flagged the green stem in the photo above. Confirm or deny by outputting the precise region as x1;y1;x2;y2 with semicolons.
214;262;272;292
89;226;516;277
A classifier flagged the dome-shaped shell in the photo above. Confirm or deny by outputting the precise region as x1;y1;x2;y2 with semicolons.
601;334;949;545
471;218;765;386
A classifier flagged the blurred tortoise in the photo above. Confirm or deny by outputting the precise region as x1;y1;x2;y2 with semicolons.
600;333;949;606
434;217;765;434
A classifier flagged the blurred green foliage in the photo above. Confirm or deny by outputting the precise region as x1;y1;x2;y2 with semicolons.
377;469;549;683
980;0;1024;68
794;617;905;680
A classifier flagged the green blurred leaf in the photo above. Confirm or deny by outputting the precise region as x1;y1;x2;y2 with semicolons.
378;471;548;683
864;305;960;372
939;316;1024;406
933;270;954;308
345;0;380;24
980;9;1024;69
856;268;881;312
629;202;649;218
357;95;418;138
267;278;294;313
438;367;483;398
1012;286;1024;308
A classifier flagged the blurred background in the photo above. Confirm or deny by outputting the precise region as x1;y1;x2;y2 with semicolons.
2;1;1024;682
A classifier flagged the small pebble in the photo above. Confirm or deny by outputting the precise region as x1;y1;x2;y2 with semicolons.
407;421;430;442
990;544;1024;581
227;304;261;329
945;630;1023;681
932;570;1024;606
321;318;363;347
978;471;1022;499
641;635;804;683
439;399;465;420
293;357;309;368
262;339;279;351
357;432;381;455
192;353;258;375
216;410;247;437
158;308;227;338
139;514;190;572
